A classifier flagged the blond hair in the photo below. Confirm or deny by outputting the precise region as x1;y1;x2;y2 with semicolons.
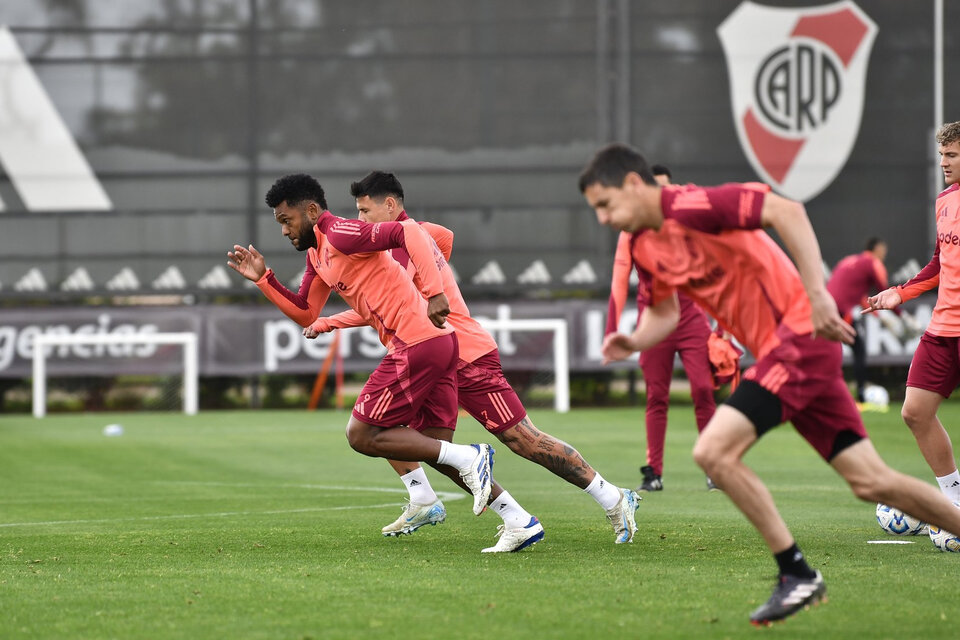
935;121;960;146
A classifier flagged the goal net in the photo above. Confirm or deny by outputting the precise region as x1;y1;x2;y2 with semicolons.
31;332;198;417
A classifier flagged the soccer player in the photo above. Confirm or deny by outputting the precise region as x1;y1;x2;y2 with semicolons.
579;142;960;626
306;171;640;550
607;164;718;492
827;237;891;403
226;173;495;522
866;121;960;505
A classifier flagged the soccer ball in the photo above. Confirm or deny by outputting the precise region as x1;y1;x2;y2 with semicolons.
928;501;960;552
928;524;960;552
876;503;927;535
863;384;890;408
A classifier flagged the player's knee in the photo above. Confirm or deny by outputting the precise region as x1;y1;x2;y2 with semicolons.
692;438;718;473
900;403;927;430
646;389;669;410
345;419;371;453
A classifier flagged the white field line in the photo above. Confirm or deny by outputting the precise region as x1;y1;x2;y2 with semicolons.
0;482;466;529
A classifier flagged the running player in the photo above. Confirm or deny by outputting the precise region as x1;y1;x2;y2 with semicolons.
226;173;494;524
607;164;717;492
580;142;960;626
307;171;640;550
866;121;960;505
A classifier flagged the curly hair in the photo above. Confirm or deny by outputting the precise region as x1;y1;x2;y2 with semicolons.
935;121;960;147
264;174;328;210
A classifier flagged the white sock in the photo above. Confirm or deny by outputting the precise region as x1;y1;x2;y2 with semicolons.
489;490;534;529
936;469;960;503
584;473;622;511
436;441;478;469
401;467;437;505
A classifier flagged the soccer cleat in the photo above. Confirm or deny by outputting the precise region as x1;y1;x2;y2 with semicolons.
481;517;545;553
749;571;827;626
706;475;720;491
606;488;641;543
460;443;495;515
381;499;446;537
636;465;663;492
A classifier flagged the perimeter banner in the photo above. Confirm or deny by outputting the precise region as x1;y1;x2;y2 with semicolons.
0;299;932;378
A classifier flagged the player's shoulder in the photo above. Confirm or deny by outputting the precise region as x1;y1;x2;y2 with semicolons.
937;183;960;201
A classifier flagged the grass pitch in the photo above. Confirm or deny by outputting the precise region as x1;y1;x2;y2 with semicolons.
0;404;957;639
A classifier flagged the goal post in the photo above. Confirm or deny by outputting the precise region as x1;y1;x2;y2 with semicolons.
32;332;199;418
476;318;569;413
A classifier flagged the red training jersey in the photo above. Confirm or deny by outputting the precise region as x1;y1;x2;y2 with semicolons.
256;211;451;352
895;183;960;336
605;230;710;337
316;211;498;363
827;251;888;321
623;182;812;360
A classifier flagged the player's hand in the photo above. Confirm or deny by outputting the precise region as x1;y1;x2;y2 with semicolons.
303;318;332;338
601;333;638;364
863;288;903;314
426;293;451;328
227;244;267;282
809;290;855;344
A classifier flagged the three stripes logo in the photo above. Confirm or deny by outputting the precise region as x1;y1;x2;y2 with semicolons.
0;26;111;211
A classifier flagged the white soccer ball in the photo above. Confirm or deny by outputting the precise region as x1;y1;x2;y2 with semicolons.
876;503;927;535
102;423;124;437
863;385;890;408
928;502;960;552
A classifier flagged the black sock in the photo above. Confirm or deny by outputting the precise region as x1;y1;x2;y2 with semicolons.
774;543;817;579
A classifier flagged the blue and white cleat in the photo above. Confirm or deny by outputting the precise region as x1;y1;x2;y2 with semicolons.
460;443;495;515
606;488;641;543
381;499;446;537
481;517;545;553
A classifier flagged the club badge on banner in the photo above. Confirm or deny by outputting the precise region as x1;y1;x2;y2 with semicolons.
718;1;877;202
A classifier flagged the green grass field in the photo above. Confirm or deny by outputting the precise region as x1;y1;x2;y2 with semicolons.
0;404;957;639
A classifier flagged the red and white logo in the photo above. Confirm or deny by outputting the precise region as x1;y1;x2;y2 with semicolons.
717;1;877;202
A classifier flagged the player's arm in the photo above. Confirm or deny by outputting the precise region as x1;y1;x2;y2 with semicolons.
303;309;366;339
601;293;680;364
866;246;941;312
605;232;634;336
228;243;332;326
760;193;855;344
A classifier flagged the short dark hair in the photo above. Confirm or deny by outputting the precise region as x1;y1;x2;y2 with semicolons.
651;164;672;180
578;143;657;192
265;173;328;210
350;170;404;202
865;237;885;252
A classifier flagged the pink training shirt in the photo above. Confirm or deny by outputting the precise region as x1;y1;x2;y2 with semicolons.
626;182;813;360
605;229;710;337
256;210;451;352
827;250;888;322
315;211;498;363
895;183;960;336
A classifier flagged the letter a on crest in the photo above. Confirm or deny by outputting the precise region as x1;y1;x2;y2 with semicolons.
718;1;877;202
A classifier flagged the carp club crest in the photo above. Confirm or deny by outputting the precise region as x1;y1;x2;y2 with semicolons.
717;1;877;202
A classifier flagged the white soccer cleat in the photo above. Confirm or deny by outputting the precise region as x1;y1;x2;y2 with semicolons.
460;443;495;515
606;488;641;543
381;499;446;537
481;517;545;553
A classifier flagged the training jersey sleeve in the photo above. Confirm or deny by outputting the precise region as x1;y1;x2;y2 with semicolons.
256;258;333;327
321;216;445;299
661;182;768;233
313;309;365;333
605;232;635;335
420;221;454;262
896;246;940;303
